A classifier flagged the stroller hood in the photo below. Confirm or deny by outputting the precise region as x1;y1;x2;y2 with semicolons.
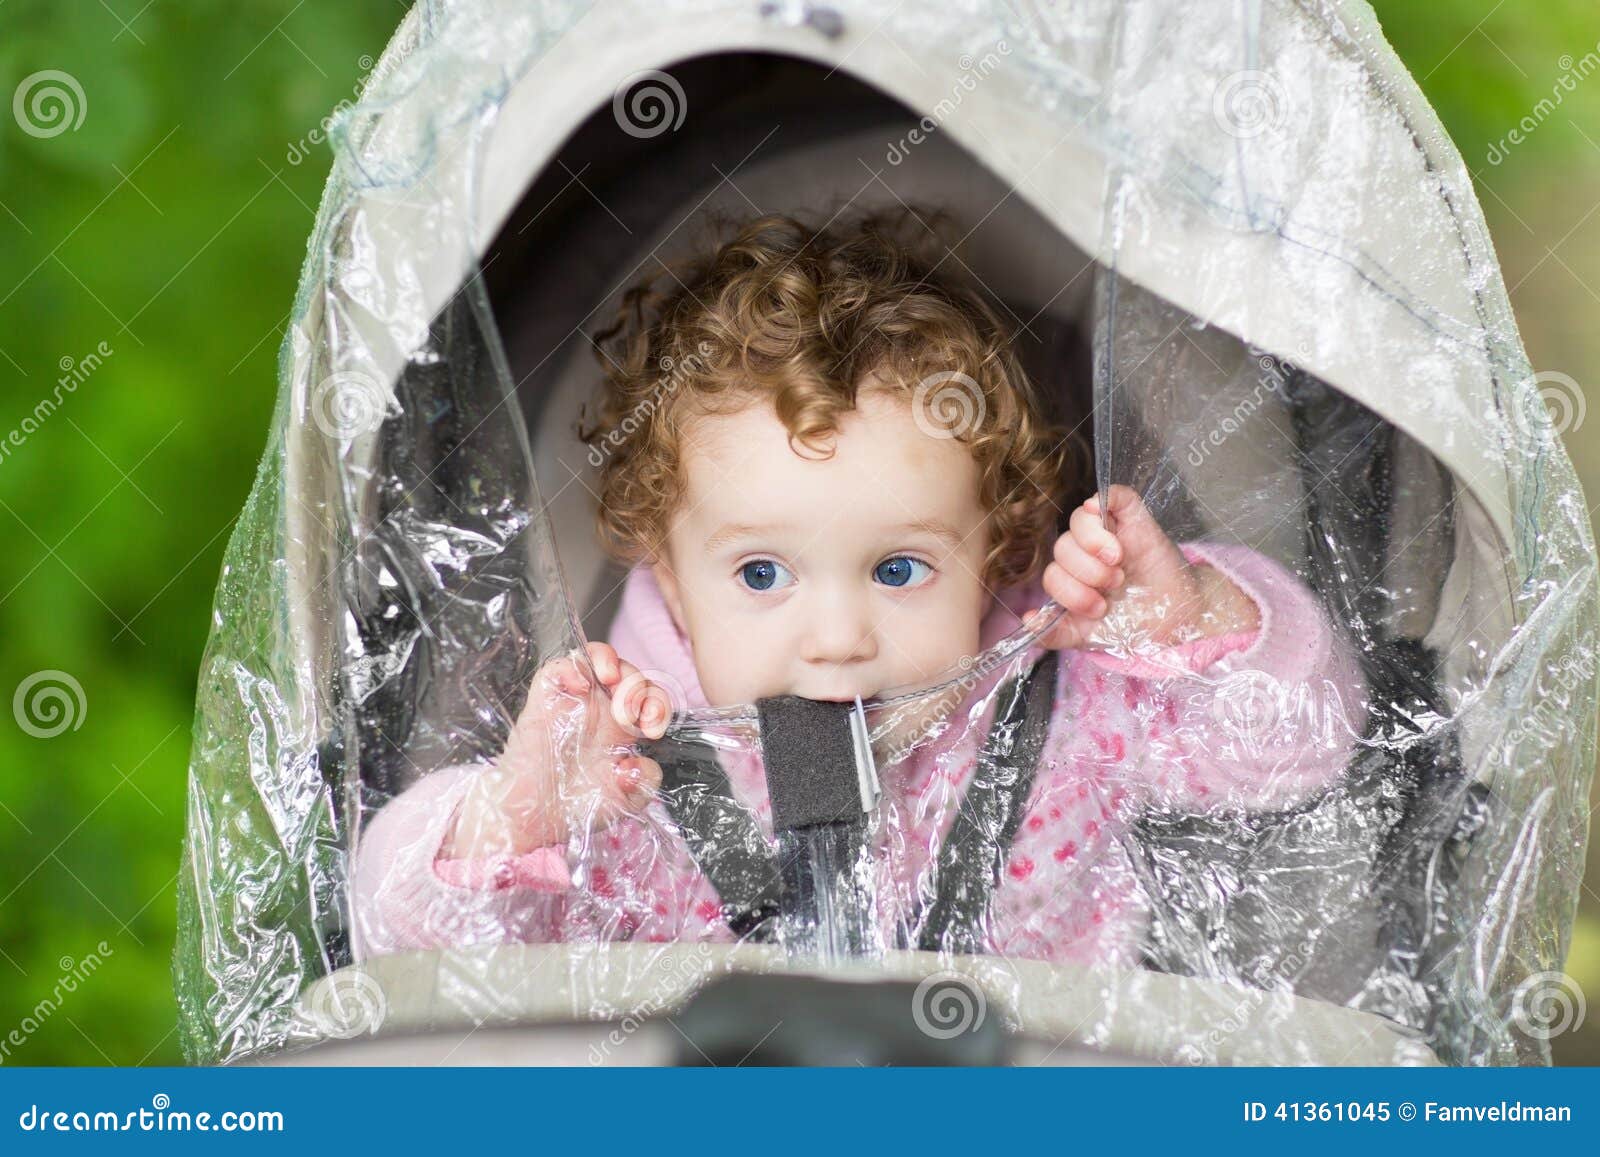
174;0;1597;1066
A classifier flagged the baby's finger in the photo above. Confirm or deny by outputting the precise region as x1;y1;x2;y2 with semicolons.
610;675;644;735
637;678;676;740
585;641;622;688
614;657;644;703
541;654;591;698
1069;504;1121;566
1043;561;1108;618
636;690;671;740
1053;532;1124;591
1089;484;1146;522
611;669;674;740
611;753;663;812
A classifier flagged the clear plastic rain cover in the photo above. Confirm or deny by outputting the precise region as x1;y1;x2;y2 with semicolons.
174;0;1597;1066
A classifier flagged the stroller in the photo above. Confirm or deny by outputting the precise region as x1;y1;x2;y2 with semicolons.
173;0;1597;1066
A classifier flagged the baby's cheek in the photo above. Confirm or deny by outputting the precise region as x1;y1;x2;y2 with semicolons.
684;615;786;707
883;594;983;680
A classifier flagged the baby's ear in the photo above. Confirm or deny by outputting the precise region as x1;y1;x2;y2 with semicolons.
652;558;689;634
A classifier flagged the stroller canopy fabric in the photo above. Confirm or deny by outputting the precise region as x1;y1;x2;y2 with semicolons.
174;0;1597;1066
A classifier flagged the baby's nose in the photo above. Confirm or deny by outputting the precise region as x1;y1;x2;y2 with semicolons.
798;602;879;666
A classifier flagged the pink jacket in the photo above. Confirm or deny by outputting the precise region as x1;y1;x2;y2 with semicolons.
352;543;1367;966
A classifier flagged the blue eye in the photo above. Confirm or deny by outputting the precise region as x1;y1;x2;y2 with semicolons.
874;556;932;588
739;559;794;592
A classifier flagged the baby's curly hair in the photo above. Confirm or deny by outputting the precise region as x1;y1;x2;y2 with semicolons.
579;209;1079;590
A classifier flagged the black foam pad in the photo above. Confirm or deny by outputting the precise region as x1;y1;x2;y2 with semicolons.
755;696;862;832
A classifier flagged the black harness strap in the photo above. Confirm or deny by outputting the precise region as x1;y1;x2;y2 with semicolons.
645;736;783;939
755;695;880;959
649;651;1059;951
916;650;1059;953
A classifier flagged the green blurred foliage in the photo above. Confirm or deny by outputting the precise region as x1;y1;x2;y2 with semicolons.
1376;0;1600;161
0;0;1595;1065
0;0;402;1065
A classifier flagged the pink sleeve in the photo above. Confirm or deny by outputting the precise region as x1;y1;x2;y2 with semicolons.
349;762;573;960
1086;541;1368;813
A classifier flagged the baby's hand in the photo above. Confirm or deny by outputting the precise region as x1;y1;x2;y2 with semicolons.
1032;484;1259;652
442;642;670;860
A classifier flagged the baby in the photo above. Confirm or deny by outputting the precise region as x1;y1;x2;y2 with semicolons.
353;212;1367;964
